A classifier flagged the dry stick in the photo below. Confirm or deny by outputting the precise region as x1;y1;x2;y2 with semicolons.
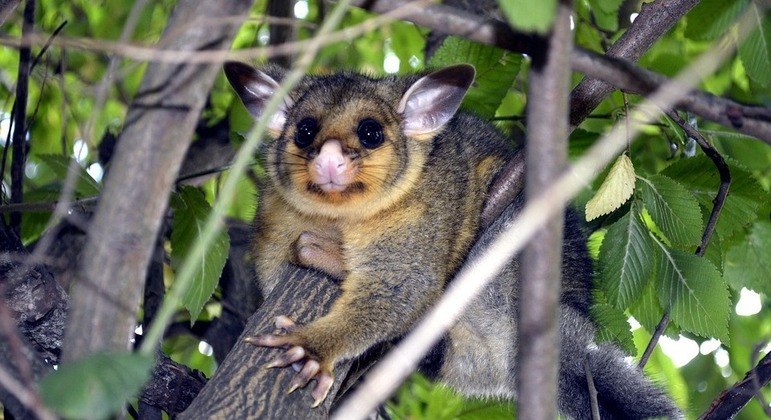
637;110;732;369
517;2;572;419
332;8;745;418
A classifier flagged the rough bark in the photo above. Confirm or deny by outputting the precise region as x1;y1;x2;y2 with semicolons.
180;267;346;419
62;0;256;362
517;3;572;418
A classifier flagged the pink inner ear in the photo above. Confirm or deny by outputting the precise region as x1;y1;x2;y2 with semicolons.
398;66;474;137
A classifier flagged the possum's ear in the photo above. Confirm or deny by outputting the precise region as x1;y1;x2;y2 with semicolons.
224;61;292;134
397;64;475;138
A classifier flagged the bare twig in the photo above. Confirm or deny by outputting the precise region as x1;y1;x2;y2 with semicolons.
584;359;601;420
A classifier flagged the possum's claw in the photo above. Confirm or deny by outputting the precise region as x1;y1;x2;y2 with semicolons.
245;315;336;408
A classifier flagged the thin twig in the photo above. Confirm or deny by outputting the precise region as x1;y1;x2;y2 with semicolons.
0;196;98;213
638;110;732;369
8;0;35;235
584;358;601;420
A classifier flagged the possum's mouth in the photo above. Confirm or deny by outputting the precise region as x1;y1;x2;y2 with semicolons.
306;181;366;197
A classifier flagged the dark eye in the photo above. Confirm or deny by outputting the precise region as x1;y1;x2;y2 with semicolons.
356;118;384;149
295;117;318;148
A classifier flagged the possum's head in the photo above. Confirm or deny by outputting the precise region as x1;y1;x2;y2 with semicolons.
224;62;474;219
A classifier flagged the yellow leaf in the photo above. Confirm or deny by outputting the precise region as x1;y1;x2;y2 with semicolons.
586;154;636;221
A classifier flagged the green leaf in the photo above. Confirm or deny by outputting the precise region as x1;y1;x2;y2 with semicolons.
739;4;770;88
171;187;230;321
37;154;101;197
637;174;703;247
655;244;731;343
724;220;771;295
591;300;637;355
585;154;636;221
497;0;557;34
685;0;750;41
40;351;153;419
661;156;766;240
589;0;622;32
429;36;522;119
598;201;655;308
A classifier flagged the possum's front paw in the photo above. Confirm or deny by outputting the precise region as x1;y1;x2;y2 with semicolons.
245;315;335;407
293;231;347;279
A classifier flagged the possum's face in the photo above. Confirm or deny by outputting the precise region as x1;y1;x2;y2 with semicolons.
224;62;474;219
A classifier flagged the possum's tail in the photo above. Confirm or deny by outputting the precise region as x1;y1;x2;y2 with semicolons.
557;305;682;419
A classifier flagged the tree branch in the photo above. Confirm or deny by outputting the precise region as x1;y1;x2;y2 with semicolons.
569;0;701;128
700;350;771;419
62;0;256;362
517;2;573;418
353;0;771;144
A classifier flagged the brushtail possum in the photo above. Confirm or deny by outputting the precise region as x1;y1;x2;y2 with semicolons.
224;61;680;419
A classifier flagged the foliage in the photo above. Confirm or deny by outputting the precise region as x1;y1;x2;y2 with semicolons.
39;351;154;419
0;0;769;418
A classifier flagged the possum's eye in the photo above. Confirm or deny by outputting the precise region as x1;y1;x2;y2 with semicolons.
357;118;384;149
295;117;318;148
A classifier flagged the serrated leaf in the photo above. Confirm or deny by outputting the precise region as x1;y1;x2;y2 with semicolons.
661;156;766;240
739;4;770;88
637;174;703;247
38;154;101;197
685;0;750;41
655;244;730;344
724;220;771;295
598;201;654;308
429;36;522;119
591;302;637;355
586;154;636;221
171;187;230;321
40;351;153;419
497;0;557;34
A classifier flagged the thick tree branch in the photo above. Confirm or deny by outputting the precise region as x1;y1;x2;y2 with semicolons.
180;267;346;419
569;0;701;128
517;2;573;418
62;0;255;362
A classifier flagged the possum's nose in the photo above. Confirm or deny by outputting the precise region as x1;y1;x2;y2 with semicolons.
311;140;353;193
315;140;346;179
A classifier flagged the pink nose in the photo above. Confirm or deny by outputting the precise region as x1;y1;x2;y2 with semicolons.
314;140;345;181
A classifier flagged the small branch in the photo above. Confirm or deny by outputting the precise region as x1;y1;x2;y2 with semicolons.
639;111;732;369
667;111;731;257
0;196;98;213
517;1;573;418
700;349;771;419
569;0;701;128
584;358;601;420
9;0;35;236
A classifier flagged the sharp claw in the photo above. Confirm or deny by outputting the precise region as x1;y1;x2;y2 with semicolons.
275;315;297;330
310;371;335;408
266;346;306;368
